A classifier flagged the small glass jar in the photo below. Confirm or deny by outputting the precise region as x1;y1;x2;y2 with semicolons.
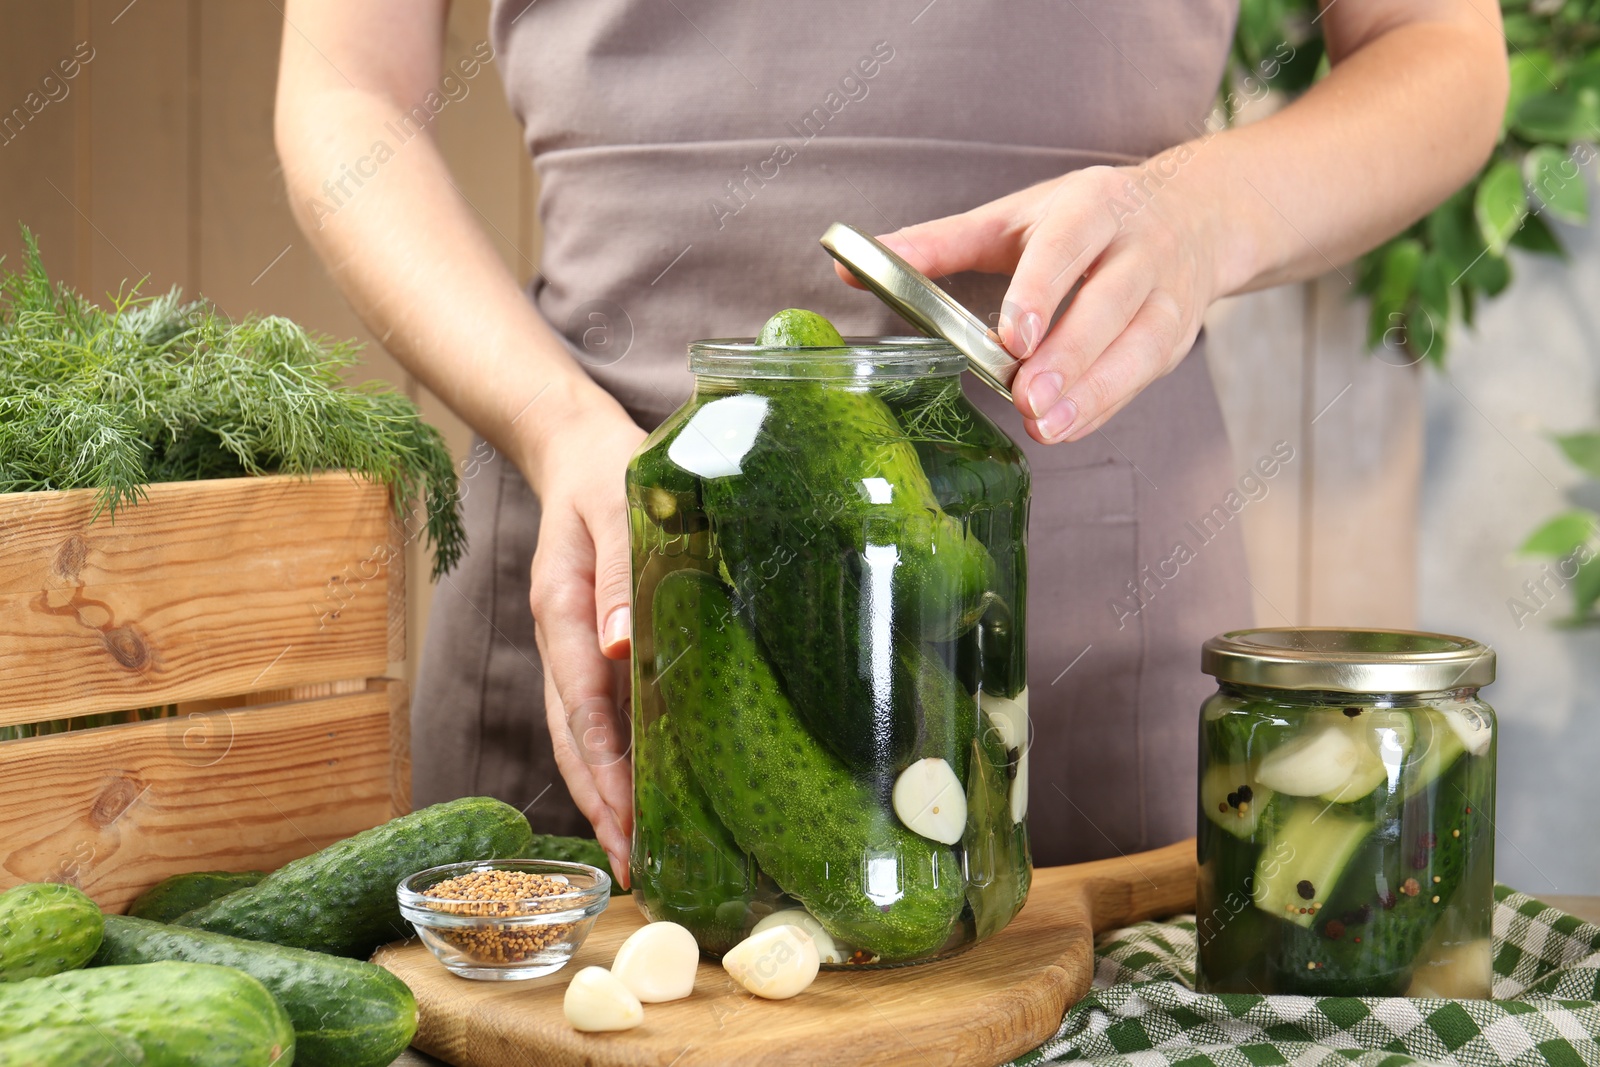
627;337;1031;966
1196;628;1497;998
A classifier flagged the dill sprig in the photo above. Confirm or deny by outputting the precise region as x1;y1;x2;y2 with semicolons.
0;228;464;578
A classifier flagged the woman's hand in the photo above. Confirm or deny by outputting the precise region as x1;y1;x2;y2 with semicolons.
523;398;646;884
838;0;1509;446
841;162;1222;445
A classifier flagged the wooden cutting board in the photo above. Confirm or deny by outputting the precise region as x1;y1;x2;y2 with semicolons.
376;840;1194;1067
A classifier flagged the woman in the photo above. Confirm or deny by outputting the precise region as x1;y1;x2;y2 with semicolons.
275;0;1507;881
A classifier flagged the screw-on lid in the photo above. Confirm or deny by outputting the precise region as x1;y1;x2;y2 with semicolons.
1201;627;1495;694
820;222;1019;400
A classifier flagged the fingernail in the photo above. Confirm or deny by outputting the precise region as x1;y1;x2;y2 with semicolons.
1037;397;1078;441
1026;372;1064;420
1008;311;1044;357
601;607;630;652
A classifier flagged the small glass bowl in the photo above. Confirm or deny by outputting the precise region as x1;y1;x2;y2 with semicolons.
398;859;611;980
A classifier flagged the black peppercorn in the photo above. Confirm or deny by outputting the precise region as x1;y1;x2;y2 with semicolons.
1297;879;1316;900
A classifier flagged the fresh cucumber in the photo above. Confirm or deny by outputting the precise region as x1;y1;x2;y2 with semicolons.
93;914;415;1067
634;715;759;953
964;712;1031;940
524;834;625;894
756;308;845;347
175;796;534;957
128;870;266;924
0;1026;143;1066
654;570;965;960
0;961;293;1067
0;883;103;981
1271;755;1491;995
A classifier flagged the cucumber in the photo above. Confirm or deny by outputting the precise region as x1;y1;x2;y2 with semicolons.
93;914;415;1067
756;308;845;347
0;1026;143;1066
1271;755;1491;995
700;368;994;769
634;716;759;954
175;796;534;958
1196;825;1280;993
1200;762;1275;840
653;570;965;960
129;870;266;924
0;883;103;981
949;595;1026;701
906;642;979;783
0;961;293;1066
524;834;625;894
1202;699;1295;765
964;712;1031;940
1252;798;1373;927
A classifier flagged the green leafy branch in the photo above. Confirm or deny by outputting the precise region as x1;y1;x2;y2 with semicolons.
0;228;465;578
1519;436;1600;624
1234;0;1599;366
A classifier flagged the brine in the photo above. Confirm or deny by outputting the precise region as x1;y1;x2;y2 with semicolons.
1196;685;1496;997
627;321;1031;967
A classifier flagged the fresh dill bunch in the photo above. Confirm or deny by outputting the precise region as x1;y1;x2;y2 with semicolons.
0;228;464;578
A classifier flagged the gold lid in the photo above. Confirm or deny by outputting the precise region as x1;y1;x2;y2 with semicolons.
820;222;1019;400
1201;627;1495;693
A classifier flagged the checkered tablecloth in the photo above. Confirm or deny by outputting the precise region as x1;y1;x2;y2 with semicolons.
1009;886;1600;1067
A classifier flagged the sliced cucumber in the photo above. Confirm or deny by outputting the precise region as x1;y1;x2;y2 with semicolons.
1201;762;1275;839
1319;712;1413;804
1253;799;1373;928
1255;725;1363;797
1401;712;1468;800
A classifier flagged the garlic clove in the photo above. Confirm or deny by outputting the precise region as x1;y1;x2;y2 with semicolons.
722;925;820;1000
611;921;700;1003
751;908;845;965
563;966;644;1032
980;688;1030;821
892;757;967;844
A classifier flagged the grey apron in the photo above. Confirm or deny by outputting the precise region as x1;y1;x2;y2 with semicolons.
414;0;1251;864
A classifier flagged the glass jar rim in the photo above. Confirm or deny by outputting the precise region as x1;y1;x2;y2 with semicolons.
688;336;967;380
1202;627;1495;693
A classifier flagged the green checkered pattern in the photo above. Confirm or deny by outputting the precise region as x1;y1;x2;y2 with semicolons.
1010;886;1600;1067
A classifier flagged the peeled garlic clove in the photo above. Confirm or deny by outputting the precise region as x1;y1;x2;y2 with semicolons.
751;908;844;965
722;925;820;1000
563;966;644;1032
980;688;1030;821
892;757;967;844
611;921;699;1003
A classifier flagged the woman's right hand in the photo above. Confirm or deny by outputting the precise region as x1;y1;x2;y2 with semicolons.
524;396;647;885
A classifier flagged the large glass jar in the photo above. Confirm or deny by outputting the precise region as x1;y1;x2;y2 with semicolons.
1197;628;1497;998
627;337;1031;966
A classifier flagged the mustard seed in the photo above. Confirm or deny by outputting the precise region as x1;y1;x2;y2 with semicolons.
423;869;579;965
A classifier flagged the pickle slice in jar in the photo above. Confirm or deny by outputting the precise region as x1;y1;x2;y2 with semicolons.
1252;799;1373;928
1201;762;1276;839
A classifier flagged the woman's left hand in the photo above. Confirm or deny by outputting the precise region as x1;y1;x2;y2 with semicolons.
837;159;1221;445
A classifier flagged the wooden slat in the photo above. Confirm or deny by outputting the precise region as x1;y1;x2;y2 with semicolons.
0;684;394;913
0;473;399;722
388;677;412;816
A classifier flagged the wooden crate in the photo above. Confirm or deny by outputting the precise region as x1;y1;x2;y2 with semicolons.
0;472;411;912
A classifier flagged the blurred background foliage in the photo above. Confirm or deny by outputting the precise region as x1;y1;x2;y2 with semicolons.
1232;0;1600;623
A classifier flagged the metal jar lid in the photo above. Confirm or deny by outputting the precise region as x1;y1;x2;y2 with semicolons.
1201;627;1496;694
820;222;1020;400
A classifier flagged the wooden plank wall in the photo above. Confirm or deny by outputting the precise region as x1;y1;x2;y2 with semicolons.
0;0;538;688
0;2;1420;649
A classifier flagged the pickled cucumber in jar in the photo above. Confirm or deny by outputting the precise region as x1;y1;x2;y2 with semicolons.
627;310;1031;965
